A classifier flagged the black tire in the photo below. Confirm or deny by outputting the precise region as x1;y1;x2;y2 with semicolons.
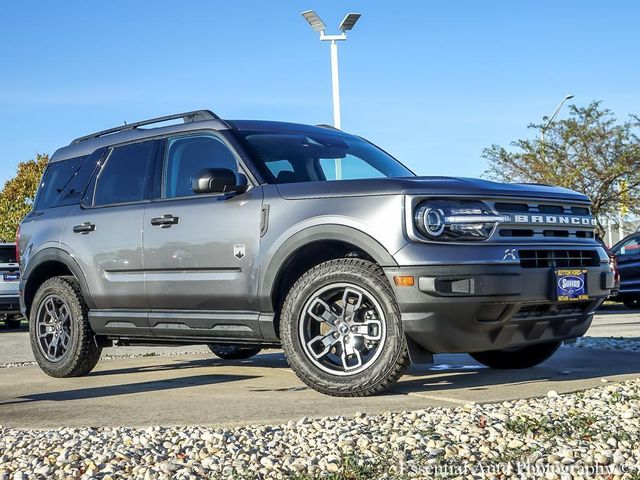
207;344;262;360
4;316;22;329
29;276;102;377
470;341;561;369
623;297;640;310
280;258;409;397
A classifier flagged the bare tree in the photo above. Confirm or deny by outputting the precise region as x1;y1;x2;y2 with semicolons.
483;101;640;231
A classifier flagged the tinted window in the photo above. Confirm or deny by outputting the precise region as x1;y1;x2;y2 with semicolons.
93;141;157;206
35;156;87;209
164;134;237;198
239;131;413;183
0;246;16;263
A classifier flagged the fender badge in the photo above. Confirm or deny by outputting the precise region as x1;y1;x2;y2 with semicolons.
503;248;518;261
233;244;246;260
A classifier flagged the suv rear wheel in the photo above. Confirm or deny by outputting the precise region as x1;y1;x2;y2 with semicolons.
470;341;561;369
280;258;409;397
208;344;262;360
3;315;21;329
29;277;102;377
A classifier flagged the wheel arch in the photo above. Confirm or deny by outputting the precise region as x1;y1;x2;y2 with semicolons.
22;248;95;318
259;224;397;318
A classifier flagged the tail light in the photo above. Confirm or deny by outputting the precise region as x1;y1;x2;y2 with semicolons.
15;225;20;264
611;255;620;283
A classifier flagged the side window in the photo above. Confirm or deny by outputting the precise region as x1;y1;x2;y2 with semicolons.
163;134;238;198
92;141;158;207
35;156;88;210
617;238;640;257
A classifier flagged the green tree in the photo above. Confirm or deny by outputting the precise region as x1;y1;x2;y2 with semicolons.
483;101;640;231
0;154;48;241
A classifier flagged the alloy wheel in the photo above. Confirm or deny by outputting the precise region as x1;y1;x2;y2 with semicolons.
298;283;386;376
36;294;72;362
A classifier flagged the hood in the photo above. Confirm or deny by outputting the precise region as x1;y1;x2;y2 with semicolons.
276;176;591;203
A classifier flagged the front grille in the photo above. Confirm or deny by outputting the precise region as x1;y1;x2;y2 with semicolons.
519;249;599;268
489;199;595;241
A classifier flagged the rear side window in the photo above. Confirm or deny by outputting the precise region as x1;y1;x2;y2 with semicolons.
92;141;158;206
0;246;16;263
35;156;88;209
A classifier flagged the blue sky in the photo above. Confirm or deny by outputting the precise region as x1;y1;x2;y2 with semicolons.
1;1;639;185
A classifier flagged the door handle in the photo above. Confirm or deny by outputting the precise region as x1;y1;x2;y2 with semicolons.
151;214;179;228
73;222;96;234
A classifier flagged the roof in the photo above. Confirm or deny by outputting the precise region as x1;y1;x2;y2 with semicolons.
226;120;350;137
50;110;351;163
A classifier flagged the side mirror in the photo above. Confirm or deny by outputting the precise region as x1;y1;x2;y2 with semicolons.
191;168;248;194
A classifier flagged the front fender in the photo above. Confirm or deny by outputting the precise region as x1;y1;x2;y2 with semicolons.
258;223;398;312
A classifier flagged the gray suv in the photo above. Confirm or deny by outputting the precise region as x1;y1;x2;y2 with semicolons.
18;110;614;396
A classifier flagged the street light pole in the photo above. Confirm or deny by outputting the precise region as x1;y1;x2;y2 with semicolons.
301;11;361;131
301;11;361;180
541;94;574;144
329;39;341;129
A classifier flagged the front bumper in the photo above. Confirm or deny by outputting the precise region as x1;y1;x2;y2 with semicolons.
0;295;21;314
384;263;613;354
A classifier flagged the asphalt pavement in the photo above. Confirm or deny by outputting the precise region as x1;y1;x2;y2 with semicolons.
1;307;638;428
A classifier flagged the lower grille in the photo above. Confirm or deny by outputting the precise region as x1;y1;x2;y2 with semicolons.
513;301;591;320
519;249;599;268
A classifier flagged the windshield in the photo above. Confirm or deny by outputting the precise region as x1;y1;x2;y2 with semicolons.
238;131;414;183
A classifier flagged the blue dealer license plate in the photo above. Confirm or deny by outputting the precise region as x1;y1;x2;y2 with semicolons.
554;268;588;302
3;272;19;282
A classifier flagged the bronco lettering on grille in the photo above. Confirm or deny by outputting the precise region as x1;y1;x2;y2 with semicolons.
512;214;596;226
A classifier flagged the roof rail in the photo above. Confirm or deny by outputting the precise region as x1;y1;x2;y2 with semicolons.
72;110;220;144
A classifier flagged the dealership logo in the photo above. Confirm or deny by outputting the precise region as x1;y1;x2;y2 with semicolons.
511;214;596;226
557;275;584;294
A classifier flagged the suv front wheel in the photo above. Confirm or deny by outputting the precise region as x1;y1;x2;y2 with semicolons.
280;258;409;397
29;277;102;377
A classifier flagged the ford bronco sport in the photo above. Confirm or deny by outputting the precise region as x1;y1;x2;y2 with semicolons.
18;110;614;396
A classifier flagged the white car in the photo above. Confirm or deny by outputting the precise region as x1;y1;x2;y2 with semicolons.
0;243;21;328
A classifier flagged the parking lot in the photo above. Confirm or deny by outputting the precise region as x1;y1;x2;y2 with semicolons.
1;307;639;429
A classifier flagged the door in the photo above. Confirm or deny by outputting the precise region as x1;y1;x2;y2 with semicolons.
142;132;262;335
62;140;159;320
614;236;640;296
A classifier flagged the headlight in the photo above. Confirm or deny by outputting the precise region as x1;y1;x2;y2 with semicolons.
414;200;510;241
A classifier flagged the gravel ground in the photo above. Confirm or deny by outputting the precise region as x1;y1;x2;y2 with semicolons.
0;350;210;369
567;337;640;353
1;379;639;479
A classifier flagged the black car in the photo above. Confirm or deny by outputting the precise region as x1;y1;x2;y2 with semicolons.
611;232;640;309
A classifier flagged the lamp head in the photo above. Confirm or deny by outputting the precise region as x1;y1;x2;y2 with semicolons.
301;10;326;32
339;13;361;31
